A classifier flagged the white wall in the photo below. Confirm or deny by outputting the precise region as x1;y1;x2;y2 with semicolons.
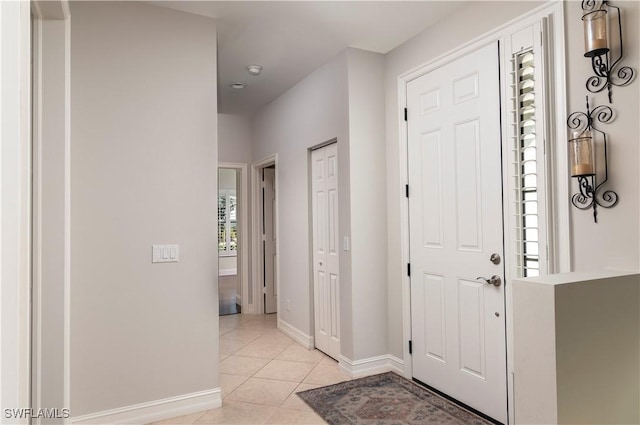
252;51;351;346
564;1;640;272
346;49;387;360
70;1;219;417
384;0;546;360
218;114;252;164
251;48;388;361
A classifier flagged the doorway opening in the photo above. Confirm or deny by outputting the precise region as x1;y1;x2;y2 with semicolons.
218;167;240;315
251;156;278;315
218;163;249;316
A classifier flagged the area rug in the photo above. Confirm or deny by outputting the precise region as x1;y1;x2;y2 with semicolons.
298;372;493;425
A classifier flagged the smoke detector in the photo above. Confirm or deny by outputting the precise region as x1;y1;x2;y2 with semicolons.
247;65;263;76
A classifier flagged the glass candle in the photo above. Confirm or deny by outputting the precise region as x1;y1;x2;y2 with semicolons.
583;9;609;57
569;130;596;177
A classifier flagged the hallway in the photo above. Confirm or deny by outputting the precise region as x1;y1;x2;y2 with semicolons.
151;314;351;424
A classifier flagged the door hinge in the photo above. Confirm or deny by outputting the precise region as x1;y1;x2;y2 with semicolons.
404;108;408;121
407;263;411;277
409;340;413;354
405;184;409;198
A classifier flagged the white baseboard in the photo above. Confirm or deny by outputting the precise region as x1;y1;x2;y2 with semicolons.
277;319;314;349
242;303;256;314
386;355;405;375
71;388;221;425
218;269;237;277
338;354;405;378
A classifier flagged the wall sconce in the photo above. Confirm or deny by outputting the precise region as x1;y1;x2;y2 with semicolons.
582;0;634;103
568;96;618;223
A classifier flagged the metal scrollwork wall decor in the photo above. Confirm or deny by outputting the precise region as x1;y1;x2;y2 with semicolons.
567;96;618;223
581;0;635;103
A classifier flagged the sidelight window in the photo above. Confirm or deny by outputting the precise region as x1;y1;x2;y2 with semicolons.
506;30;550;279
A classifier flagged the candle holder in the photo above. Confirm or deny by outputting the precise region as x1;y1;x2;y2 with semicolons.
581;0;634;103
569;130;596;178
567;96;618;223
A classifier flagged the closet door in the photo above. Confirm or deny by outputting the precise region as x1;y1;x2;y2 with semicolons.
311;143;339;359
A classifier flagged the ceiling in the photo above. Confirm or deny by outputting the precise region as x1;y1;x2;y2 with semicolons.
151;1;468;116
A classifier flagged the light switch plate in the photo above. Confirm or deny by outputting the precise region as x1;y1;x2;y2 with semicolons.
152;244;179;263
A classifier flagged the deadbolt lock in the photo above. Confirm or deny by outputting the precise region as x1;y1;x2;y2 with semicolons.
490;253;501;265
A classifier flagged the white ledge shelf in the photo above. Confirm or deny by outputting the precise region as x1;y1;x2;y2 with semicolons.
513;271;640;424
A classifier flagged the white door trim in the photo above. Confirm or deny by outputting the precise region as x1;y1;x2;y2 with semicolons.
1;0;37;420
250;155;279;315
262;167;277;314
30;3;71;422
218;163;249;314
397;3;567;424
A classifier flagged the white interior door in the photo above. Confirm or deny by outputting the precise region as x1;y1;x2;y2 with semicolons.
312;143;340;359
407;42;507;423
263;167;277;314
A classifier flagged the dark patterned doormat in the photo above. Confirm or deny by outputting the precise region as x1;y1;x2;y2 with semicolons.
298;372;494;425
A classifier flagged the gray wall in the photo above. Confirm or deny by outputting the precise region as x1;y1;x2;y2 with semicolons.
251;48;388;361
555;275;639;424
70;1;218;415
35;15;68;420
252;51;351;345
564;0;640;272
218;114;252;164
512;272;640;424
345;49;387;360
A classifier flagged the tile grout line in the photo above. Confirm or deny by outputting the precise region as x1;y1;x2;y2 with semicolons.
188;410;207;425
215;314;337;424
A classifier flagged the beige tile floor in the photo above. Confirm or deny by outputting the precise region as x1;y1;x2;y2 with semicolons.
152;314;352;425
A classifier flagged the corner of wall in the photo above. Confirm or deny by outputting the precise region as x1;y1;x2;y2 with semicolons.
345;47;388;360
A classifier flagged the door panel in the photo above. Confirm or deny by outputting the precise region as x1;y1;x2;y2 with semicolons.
458;278;486;379
420;131;444;248
312;143;340;359
423;273;446;362
408;42;507;423
454;119;482;251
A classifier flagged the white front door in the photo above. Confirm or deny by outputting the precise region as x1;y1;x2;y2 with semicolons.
407;42;507;423
263;167;277;314
312;143;340;359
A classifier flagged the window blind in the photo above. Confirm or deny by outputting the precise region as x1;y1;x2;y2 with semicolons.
512;51;540;277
